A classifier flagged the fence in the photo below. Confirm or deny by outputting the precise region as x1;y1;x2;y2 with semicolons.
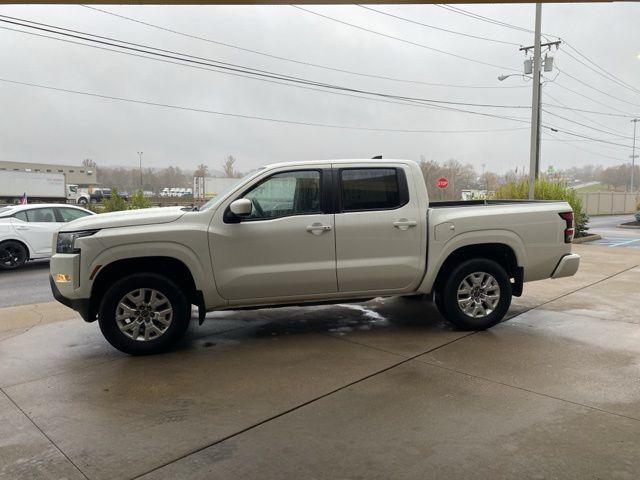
577;192;639;215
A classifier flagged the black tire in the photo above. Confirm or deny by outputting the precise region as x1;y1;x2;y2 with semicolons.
98;273;191;355
77;198;88;205
0;240;28;270
436;258;511;330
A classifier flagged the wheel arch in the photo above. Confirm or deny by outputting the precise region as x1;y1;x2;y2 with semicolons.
88;256;201;323
419;231;525;297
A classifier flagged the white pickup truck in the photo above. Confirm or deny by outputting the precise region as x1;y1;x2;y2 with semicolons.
50;159;580;354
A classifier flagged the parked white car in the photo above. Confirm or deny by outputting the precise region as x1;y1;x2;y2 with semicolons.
50;159;580;354
0;204;94;270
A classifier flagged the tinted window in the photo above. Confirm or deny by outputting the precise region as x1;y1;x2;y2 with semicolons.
341;168;400;211
26;208;57;223
58;208;92;222
244;170;321;220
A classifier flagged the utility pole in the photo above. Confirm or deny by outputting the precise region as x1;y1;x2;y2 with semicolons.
632;119;639;193
517;26;561;198
137;151;143;190
527;4;541;200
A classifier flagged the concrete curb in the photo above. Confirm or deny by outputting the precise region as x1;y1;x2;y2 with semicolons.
618;223;640;230
573;234;602;244
0;301;77;333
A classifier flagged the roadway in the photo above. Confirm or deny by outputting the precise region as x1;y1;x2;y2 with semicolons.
0;259;52;308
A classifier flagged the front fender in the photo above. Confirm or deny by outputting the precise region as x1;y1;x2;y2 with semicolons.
89;241;223;308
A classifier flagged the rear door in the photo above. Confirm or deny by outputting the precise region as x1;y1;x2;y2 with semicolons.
334;164;423;292
12;207;62;256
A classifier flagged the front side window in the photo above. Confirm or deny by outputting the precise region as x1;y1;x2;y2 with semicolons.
341;168;400;211
26;208;57;223
243;170;321;220
58;208;92;222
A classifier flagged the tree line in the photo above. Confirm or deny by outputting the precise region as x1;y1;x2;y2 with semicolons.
91;155;638;197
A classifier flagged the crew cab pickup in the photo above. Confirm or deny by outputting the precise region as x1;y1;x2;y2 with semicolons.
50;159;580;354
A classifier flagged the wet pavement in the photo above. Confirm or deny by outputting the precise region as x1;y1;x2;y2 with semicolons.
1;244;639;480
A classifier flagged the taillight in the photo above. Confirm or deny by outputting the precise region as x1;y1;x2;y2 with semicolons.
559;212;574;243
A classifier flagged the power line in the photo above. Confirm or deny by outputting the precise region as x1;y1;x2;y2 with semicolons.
543;91;628;137
355;5;522;46
544;132;626;161
561;41;640;96
80;5;527;90
434;4;535;36
435;4;640;97
541;108;633;140
555;64;640;109
542;102;634;119
291;5;520;72
548;80;637;117
0;77;530;134
0;15;530;112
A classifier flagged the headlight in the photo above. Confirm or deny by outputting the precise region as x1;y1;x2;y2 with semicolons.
56;230;99;254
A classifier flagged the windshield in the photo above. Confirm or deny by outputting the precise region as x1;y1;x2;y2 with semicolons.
199;170;263;211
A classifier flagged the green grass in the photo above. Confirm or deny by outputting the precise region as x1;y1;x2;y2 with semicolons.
573;182;607;193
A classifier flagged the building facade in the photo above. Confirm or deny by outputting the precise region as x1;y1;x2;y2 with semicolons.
0;161;98;187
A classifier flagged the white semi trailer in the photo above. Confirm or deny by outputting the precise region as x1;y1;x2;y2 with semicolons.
0;171;80;203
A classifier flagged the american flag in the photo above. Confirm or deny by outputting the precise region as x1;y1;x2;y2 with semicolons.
19;192;27;205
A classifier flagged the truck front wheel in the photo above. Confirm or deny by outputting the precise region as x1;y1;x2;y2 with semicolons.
98;273;191;355
436;258;512;330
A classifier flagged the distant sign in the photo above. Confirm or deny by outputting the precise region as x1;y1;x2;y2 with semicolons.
437;177;449;189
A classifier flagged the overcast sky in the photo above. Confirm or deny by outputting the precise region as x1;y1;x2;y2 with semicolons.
0;3;638;175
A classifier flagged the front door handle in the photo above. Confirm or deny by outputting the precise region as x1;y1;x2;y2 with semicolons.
306;223;332;235
15;226;29;230
393;219;417;231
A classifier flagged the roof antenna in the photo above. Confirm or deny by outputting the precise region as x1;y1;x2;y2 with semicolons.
371;155;382;159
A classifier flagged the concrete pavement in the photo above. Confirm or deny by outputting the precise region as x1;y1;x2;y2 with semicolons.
1;244;639;480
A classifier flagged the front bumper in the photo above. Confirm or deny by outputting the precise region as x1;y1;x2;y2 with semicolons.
551;253;581;279
49;275;94;322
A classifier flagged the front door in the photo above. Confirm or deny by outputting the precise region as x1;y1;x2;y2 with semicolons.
334;165;423;292
209;168;337;301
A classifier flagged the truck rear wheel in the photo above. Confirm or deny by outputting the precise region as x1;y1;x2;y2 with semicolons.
98;273;191;355
436;258;511;330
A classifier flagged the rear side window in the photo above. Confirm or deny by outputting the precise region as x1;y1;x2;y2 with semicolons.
341;168;401;211
26;208;57;223
13;211;27;222
58;208;92;222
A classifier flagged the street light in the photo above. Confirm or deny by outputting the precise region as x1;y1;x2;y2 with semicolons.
137;151;143;190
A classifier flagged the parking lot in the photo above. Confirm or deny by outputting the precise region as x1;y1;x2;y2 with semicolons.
1;241;639;480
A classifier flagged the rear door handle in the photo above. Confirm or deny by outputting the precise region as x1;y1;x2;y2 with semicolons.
15;226;29;230
306;223;332;235
393;219;417;231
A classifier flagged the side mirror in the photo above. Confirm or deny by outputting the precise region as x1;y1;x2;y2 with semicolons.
229;198;252;217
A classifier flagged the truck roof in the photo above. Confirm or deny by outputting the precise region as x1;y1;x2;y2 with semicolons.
262;158;417;170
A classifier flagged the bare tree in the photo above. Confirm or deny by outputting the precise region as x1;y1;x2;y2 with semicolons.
194;163;208;177
222;155;241;178
82;158;97;168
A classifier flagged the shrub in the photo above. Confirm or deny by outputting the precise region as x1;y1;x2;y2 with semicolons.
129;189;152;210
102;188;128;212
494;178;589;236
